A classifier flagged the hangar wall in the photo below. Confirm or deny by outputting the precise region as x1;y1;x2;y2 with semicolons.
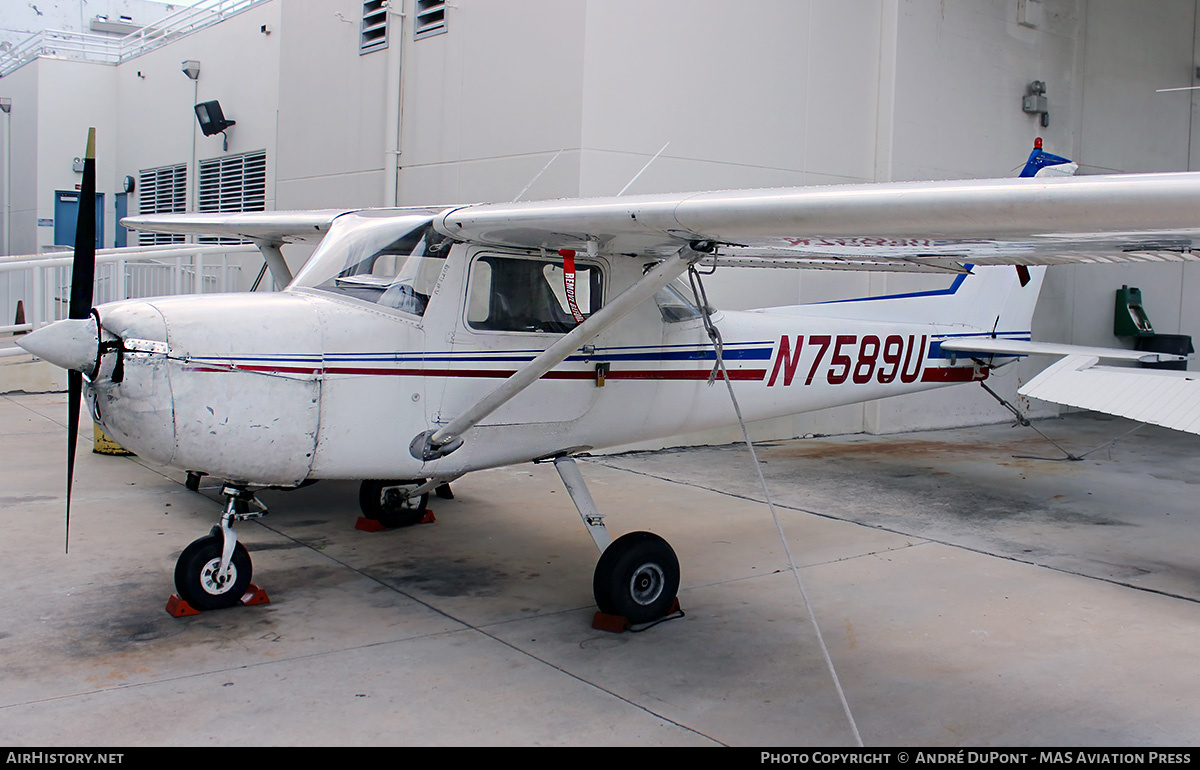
1;0;1197;442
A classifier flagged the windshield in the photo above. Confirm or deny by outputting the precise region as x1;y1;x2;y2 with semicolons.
291;210;450;316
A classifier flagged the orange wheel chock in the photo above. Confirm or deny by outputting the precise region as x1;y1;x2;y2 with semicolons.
166;582;270;617
355;510;436;532
591;598;682;633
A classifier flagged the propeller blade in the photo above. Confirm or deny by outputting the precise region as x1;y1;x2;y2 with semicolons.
69;129;96;320
66;370;81;553
65;127;97;553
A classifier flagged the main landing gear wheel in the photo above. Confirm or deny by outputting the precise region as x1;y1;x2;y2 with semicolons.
359;479;429;528
174;533;252;611
593;531;680;624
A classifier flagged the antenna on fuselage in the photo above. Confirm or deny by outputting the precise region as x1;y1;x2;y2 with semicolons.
617;141;670;196
512;149;565;202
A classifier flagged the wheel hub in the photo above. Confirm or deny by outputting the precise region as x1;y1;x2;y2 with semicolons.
629;562;665;606
199;558;237;596
382;486;416;510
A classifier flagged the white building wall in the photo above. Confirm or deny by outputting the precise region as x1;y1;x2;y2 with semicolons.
1;62;40;256
396;0;588;206
35;58;118;250
275;0;391;211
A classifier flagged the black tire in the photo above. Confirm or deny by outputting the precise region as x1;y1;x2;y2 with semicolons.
359;479;429;528
593;531;680;624
174;534;252;611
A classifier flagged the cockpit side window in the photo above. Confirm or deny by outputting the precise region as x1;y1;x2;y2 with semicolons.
467;255;603;333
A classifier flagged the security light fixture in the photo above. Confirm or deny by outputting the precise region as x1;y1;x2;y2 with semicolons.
181;60;200;80
0;98;10;114
195;100;235;136
195;100;236;151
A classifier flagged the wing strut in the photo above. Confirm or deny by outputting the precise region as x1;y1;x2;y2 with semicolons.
409;244;707;461
253;240;293;289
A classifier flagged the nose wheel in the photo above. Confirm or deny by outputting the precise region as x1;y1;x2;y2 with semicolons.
174;532;252;611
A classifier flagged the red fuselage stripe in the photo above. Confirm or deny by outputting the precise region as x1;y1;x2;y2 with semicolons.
921;367;985;383
221;364;770;381
184;363;981;384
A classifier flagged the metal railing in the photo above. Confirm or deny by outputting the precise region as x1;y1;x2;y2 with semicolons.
0;0;272;78
0;244;258;356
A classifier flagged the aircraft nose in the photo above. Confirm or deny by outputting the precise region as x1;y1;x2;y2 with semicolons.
17;317;100;374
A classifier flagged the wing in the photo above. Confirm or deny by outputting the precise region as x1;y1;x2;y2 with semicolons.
1020;355;1200;435
435;172;1200;271
120;210;352;243
122;173;1200;270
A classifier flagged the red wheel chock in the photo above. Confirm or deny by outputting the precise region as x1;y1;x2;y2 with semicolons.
354;510;436;532
165;595;201;617
165;583;271;617
591;598;682;633
241;584;270;606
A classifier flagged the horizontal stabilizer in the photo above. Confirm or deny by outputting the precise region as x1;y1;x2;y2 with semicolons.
939;338;1186;363
1020;355;1200;435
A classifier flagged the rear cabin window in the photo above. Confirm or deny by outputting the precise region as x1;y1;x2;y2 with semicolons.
654;279;710;323
467;255;602;333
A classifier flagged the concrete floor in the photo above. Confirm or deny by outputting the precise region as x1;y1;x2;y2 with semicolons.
2;390;1199;746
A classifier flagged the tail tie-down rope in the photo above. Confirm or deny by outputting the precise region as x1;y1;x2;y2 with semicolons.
687;264;864;748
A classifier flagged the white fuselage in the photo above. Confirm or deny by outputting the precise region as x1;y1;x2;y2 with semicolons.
86;242;1009;486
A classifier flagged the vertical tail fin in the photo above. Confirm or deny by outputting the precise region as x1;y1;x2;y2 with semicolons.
791;263;1045;338
1020;136;1079;178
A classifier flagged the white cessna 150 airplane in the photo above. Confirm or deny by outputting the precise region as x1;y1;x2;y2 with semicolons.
19;134;1200;621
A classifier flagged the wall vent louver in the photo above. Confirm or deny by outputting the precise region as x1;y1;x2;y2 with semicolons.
197;150;267;244
137;164;186;245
